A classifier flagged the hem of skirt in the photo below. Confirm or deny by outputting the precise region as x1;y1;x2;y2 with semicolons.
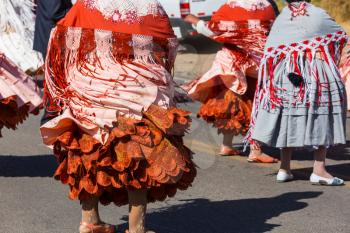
0;96;37;137
45;104;197;206
197;90;252;135
252;137;347;149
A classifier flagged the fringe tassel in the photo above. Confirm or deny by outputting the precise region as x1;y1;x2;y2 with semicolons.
44;25;178;114
244;31;348;148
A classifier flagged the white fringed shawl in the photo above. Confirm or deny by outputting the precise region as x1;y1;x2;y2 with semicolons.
0;0;43;71
245;2;348;143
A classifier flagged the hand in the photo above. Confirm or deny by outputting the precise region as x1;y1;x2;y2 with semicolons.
183;14;200;25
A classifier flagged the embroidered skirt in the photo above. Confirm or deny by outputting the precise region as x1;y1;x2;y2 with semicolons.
251;59;347;148
42;104;196;206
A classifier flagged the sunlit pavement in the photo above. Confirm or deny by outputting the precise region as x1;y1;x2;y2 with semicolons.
0;102;349;233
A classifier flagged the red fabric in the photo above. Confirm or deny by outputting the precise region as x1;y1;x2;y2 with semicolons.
208;3;276;50
58;1;175;39
188;2;277;136
211;4;276;23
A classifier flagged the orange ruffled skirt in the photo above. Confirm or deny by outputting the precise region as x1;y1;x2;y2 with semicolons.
52;105;196;206
0;96;30;137
197;77;257;135
0;54;42;137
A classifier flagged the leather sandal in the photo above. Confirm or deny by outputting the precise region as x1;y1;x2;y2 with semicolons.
247;154;278;163
218;148;241;156
79;222;117;233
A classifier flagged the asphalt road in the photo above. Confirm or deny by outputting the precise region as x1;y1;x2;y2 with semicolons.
0;37;349;233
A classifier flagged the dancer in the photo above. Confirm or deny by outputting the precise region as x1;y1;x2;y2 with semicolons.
184;0;279;163
40;1;196;232
246;0;348;185
33;0;72;59
340;49;350;110
0;53;42;137
33;0;73;125
0;0;43;72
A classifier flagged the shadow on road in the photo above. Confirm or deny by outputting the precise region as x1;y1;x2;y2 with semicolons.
119;192;322;233
236;142;350;162
292;163;350;181
0;155;56;177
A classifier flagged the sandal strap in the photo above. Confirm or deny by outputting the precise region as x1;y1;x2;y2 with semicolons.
80;222;116;233
249;155;278;163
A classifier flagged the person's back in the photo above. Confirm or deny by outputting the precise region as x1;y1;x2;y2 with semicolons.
33;0;72;58
182;0;279;162
40;1;196;232
248;0;348;185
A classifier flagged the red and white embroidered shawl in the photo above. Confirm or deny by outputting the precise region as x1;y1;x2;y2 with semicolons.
245;2;348;143
187;0;276;101
43;0;178;143
209;0;276;57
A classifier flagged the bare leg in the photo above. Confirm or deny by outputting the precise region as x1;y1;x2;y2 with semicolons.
280;148;293;173
219;132;240;155
222;132;234;148
248;141;278;163
128;189;148;233
79;197;102;233
313;147;333;179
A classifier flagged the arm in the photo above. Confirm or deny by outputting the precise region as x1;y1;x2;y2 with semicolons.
183;14;214;37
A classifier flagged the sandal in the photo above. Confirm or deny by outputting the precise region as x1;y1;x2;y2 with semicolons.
218;148;241;156
247;154;278;163
80;222;117;233
125;230;156;233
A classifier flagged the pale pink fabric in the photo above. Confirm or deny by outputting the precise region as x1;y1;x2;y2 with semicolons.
40;2;178;145
0;53;42;111
185;0;274;98
187;47;257;96
41;56;175;144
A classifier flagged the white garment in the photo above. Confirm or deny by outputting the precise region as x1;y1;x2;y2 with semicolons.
193;20;214;37
227;0;271;11
0;0;43;71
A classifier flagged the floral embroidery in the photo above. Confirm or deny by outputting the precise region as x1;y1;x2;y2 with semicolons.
227;0;271;11
83;0;166;23
288;2;309;20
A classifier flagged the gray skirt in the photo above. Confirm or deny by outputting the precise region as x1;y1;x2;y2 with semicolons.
251;59;347;148
251;109;346;148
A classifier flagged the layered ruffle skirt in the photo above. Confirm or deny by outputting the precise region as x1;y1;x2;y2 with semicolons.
0;54;42;136
187;48;258;135
42;105;196;206
197;78;256;135
41;23;197;205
